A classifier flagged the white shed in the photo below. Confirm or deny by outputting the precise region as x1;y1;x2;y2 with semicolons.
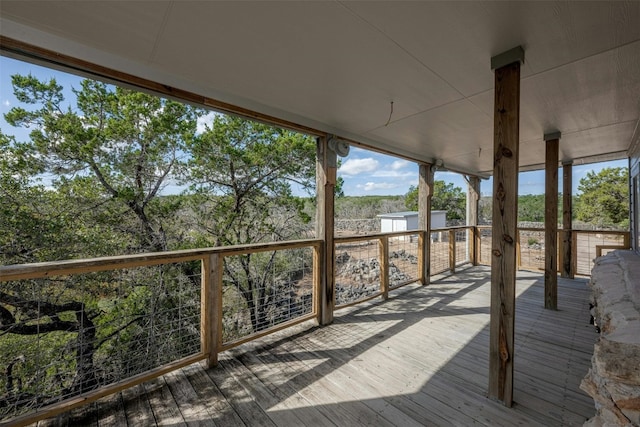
377;211;447;233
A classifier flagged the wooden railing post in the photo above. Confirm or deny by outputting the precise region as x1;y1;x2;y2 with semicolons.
449;229;456;273
201;253;221;369
417;231;427;284
470;226;478;266
380;236;389;300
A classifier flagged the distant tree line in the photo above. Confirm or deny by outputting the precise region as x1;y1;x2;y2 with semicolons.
403;168;629;229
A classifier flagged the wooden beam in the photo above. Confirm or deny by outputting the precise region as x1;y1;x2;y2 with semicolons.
316;137;336;326
544;135;559;310
418;163;434;286
561;162;574;278
488;47;523;407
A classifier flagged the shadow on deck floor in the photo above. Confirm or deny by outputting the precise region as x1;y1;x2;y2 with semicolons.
35;266;597;427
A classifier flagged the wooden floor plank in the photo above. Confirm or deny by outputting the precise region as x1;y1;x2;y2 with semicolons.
206;358;276;427
121;383;155;427
143;376;187;426
181;363;245;427
162;369;219;427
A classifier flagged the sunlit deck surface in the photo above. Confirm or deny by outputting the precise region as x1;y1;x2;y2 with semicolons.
36;266;596;427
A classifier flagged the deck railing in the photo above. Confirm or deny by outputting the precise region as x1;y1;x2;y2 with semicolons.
0;239;321;427
0;225;629;425
476;226;630;276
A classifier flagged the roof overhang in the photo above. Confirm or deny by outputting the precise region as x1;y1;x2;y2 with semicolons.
1;1;639;177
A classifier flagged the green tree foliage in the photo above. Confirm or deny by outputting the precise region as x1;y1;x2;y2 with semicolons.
184;115;316;332
404;180;466;221
1;75;203;412
518;194;545;222
5;75;202;254
576;167;629;228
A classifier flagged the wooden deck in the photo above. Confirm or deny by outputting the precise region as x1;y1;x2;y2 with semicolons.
36;266;596;426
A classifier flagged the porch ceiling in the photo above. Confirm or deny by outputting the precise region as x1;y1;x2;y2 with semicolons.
1;1;639;176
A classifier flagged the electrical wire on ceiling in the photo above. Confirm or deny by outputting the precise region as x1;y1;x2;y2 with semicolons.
384;101;394;126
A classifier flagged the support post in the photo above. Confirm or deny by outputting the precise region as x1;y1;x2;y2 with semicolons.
488;46;523;407
316;136;336;326
561;161;574;278
467;176;481;265
418;163;434;285
544;132;560;310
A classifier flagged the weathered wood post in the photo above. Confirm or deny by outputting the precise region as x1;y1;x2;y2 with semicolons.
544;132;560;310
561;161;574;278
488;46;524;407
316;136;336;326
418;163;434;286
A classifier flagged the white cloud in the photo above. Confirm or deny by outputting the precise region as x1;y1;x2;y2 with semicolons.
390;159;409;170
339;158;379;176
2;100;10;107
196;111;218;134
358;181;398;192
372;170;415;178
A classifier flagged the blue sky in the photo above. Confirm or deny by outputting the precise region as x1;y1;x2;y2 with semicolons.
337;147;627;197
1;55;627;198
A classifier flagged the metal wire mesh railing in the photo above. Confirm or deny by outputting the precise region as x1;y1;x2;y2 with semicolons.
454;228;470;267
430;228;450;275
478;226;492;265
0;238;321;426
477;226;630;277
221;246;315;347
388;234;420;290
0;262;201;422
334;237;382;307
517;228;546;271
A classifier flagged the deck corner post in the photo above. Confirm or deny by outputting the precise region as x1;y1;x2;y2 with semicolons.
316;136;336;326
418;163;434;285
544;132;560;310
488;46;523;407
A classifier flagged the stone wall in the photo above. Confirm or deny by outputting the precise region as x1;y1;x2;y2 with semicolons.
581;250;640;426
